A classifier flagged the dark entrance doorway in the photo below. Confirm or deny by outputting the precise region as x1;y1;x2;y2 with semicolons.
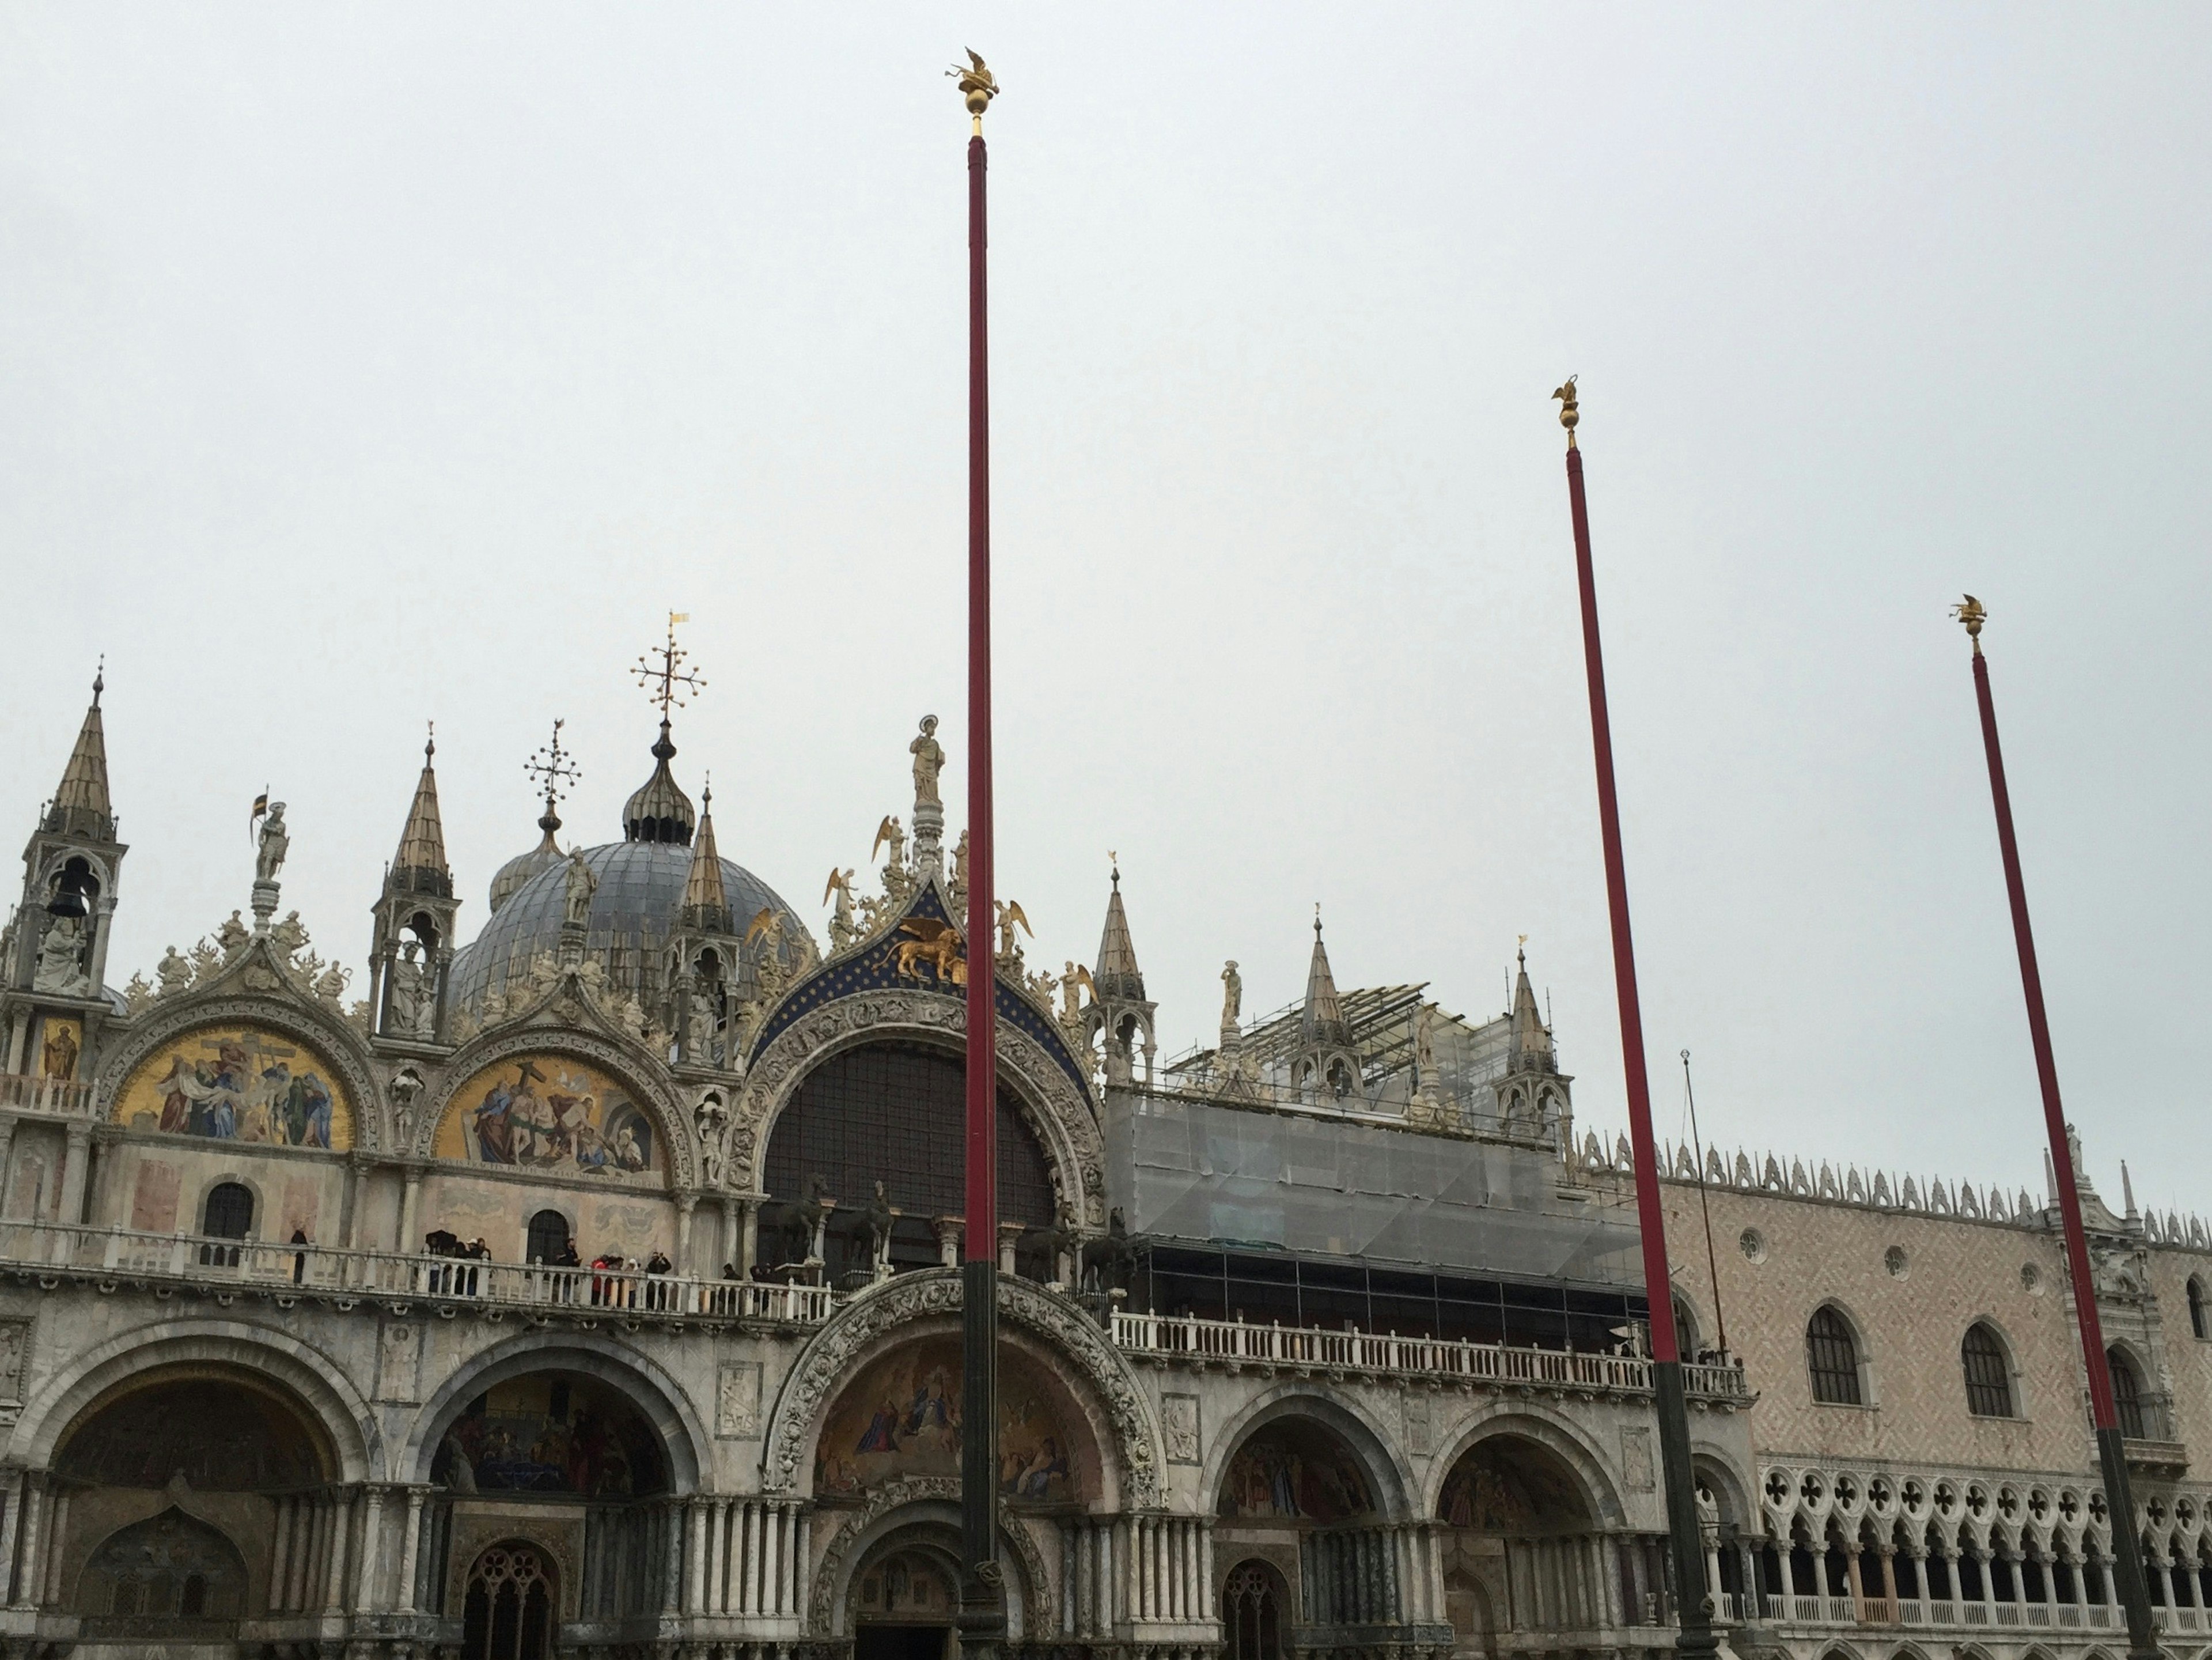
855;1626;949;1660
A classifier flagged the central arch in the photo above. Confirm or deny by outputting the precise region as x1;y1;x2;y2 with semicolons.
762;1268;1161;1506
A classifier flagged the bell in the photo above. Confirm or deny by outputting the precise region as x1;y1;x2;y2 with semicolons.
47;867;93;918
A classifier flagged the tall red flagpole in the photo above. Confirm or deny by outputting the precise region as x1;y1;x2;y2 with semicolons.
954;49;1007;1660
1554;380;1715;1660
1955;596;2160;1659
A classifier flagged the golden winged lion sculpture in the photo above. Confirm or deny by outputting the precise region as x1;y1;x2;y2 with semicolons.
895;917;968;987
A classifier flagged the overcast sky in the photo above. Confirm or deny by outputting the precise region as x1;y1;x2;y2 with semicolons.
2;6;2205;1216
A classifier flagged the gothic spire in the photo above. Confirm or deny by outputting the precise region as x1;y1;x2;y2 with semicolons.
1301;909;1350;1048
1093;858;1145;1001
1508;942;1554;1072
388;729;452;898
681;781;732;932
47;668;115;841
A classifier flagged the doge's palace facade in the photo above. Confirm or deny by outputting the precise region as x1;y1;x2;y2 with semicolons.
0;672;2194;1660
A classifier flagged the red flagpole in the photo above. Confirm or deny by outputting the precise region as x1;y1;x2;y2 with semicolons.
955;52;1006;1658
1956;598;2160;1659
1555;381;1715;1658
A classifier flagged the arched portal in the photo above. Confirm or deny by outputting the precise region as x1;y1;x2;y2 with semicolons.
851;1538;960;1660
1214;1414;1391;1631
51;1364;338;1632
1435;1432;1626;1641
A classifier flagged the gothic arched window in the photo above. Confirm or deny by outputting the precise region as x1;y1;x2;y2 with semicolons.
462;1541;555;1660
1223;1559;1286;1660
2108;1347;2148;1439
2189;1277;2208;1341
1805;1306;1862;1405
1961;1322;2015;1417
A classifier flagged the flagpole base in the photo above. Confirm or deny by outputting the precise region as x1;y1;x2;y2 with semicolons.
1654;1360;1720;1660
2090;1424;2165;1660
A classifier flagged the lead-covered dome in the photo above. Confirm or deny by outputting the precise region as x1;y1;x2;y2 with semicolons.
450;840;809;1018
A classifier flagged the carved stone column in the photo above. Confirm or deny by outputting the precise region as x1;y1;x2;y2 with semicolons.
55;1121;90;1226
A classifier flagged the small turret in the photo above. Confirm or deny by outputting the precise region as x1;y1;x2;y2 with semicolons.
623;719;697;846
6;671;128;1022
681;784;733;933
1506;945;1555;1075
1290;910;1361;1102
367;731;460;1045
1085;860;1156;1087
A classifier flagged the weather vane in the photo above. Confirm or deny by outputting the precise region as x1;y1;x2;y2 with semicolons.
1952;593;1987;654
634;611;706;720
948;50;999;132
525;718;582;816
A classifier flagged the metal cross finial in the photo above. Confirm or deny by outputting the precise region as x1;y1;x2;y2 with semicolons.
634;612;706;720
525;717;582;815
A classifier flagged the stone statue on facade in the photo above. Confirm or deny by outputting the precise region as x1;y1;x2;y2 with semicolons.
562;849;598;927
872;815;907;878
255;803;290;883
995;899;1031;964
910;715;945;807
272;910;310;961
156;945;191;998
1220;959;1242;1033
388;941;433;1038
948;829;969;912
215;910;251;961
32;914;89;995
687;996;719;1067
315;961;351;1008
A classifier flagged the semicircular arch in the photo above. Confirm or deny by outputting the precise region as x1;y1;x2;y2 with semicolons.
402;1331;710;1493
11;1320;378;1480
734;993;1105;1232
94;993;382;1152
760;1267;1159;1506
1423;1401;1626;1528
806;1485;1048;1639
417;1023;695;1188
1201;1385;1415;1522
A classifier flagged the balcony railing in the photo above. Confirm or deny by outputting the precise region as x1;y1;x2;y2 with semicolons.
1111;1309;1755;1399
0;1073;95;1116
1758;1595;2212;1633
0;1218;832;1324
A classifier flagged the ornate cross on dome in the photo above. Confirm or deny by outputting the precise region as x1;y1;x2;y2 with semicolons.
634;612;706;721
525;718;581;817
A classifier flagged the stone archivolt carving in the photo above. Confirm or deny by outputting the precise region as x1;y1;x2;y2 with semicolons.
415;1019;697;1189
92;992;384;1154
807;1474;1052;1633
761;1267;1161;1508
734;990;1107;1228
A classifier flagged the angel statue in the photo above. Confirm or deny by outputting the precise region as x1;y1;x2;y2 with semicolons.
872;815;907;874
910;715;945;807
1220;960;1242;1033
995;899;1032;960
1060;962;1093;1025
824;867;858;950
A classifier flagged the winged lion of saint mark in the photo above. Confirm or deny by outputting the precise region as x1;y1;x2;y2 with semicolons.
895;917;968;987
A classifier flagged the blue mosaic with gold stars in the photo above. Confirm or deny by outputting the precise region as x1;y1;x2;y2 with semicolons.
750;884;1092;1097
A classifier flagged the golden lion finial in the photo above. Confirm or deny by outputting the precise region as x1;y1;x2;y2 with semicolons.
949;50;999;130
1952;593;1987;655
1552;376;1579;450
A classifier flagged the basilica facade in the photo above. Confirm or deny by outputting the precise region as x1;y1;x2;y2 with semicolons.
0;671;2200;1660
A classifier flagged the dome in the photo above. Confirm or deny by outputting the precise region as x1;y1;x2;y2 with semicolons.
450;840;810;1017
488;820;567;914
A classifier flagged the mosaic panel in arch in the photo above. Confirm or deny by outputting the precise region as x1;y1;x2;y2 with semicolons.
815;1334;1082;1504
1218;1423;1374;1523
430;1371;666;1498
435;1053;662;1181
113;1024;354;1150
